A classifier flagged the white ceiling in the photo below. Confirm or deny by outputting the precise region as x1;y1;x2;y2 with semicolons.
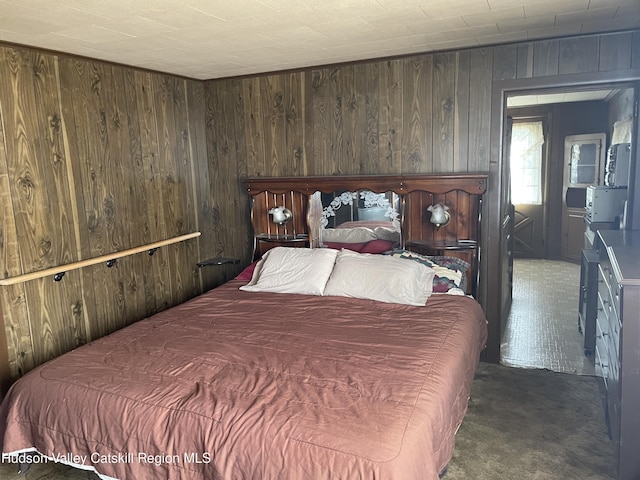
507;88;616;106
1;0;639;80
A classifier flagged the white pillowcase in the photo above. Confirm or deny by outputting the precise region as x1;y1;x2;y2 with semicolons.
321;227;377;243
323;249;436;306
240;247;338;296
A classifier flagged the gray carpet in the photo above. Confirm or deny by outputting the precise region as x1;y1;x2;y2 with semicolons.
0;363;616;479
446;362;615;480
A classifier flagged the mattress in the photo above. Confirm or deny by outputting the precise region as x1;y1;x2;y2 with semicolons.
0;279;487;480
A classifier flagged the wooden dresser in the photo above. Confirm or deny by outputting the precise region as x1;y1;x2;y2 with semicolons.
595;230;640;480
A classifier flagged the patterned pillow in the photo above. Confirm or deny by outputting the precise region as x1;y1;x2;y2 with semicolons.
386;249;469;293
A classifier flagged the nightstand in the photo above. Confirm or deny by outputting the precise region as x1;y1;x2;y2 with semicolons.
197;257;241;286
197;257;240;267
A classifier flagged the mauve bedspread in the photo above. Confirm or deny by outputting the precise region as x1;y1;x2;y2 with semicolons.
0;280;487;480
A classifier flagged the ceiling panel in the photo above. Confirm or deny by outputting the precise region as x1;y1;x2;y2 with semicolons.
506;89;617;107
0;0;638;79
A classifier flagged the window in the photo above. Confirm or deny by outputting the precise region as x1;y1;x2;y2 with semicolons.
510;121;544;205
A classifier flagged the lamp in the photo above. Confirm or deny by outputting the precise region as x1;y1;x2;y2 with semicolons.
268;206;293;225
427;203;450;228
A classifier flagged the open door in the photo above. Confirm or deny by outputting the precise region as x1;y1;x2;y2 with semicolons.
510;118;548;258
500;116;514;338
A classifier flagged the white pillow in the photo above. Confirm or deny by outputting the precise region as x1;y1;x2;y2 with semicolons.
321;227;377;243
323;250;436;306
240;247;338;296
373;226;401;243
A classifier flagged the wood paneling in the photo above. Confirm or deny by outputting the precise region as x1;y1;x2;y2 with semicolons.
516;43;535;79
468;48;493;170
378;60;403;174
433;53;455;172
403;56;433;173
533;39;560;77
599;32;633;71
492;45;518;82
453;51;471;172
204;29;640;363
558;36;599;74
0;29;638;386
0;45;211;385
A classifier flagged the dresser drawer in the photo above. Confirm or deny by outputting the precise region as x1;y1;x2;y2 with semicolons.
608;305;621;362
598;262;612;289
607;345;621;443
611;278;622;321
597;290;610;327
595;317;610;382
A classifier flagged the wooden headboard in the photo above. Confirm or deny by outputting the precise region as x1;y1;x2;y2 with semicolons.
242;174;488;294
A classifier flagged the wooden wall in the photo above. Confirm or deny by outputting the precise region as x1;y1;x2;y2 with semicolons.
203;29;640;362
0;30;638;384
0;45;223;384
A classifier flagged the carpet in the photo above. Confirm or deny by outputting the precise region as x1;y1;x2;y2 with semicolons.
0;363;616;479
445;362;616;480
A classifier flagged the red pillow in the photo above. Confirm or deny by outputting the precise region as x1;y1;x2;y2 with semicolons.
235;261;259;281
359;239;395;254
324;240;395;254
323;242;368;252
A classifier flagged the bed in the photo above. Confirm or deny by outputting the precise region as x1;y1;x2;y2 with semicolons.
1;174;489;480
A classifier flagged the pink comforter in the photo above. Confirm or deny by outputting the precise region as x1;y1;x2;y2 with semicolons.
0;280;487;479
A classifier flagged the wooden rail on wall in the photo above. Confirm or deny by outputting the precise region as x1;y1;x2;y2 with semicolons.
0;232;201;286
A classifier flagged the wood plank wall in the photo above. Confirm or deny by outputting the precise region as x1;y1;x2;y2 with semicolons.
0;45;221;385
0;30;638;384
203;29;640;361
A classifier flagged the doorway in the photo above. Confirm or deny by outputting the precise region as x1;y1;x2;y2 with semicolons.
509;118;547;258
500;84;638;372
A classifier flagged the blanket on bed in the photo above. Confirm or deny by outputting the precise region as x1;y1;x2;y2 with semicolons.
0;280;487;480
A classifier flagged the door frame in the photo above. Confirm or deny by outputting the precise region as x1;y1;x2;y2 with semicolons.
484;71;640;363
